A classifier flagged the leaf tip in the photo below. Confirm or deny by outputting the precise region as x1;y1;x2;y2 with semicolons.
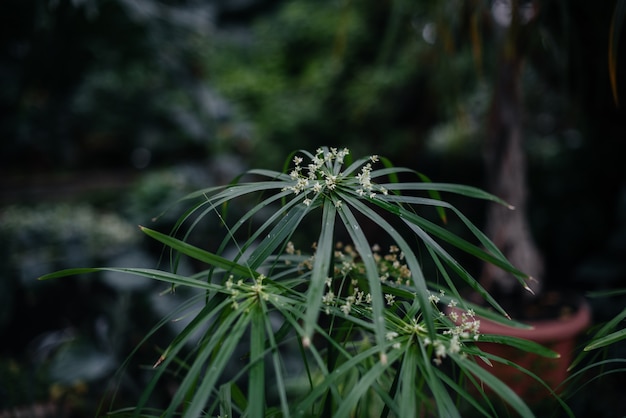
153;355;165;368
523;284;535;295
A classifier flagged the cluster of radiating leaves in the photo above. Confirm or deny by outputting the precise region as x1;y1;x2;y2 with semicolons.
39;147;556;418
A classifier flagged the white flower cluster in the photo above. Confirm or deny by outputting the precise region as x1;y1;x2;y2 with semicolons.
283;148;349;201
282;148;387;206
318;243;406;317
225;274;270;310
422;289;481;365
327;288;484;365
375;244;411;286
356;155;388;199
445;307;481;341
322;278;373;316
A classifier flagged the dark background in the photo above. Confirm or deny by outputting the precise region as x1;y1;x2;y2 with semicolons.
1;0;624;416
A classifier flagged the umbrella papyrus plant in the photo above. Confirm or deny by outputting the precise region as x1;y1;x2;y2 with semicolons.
40;147;568;418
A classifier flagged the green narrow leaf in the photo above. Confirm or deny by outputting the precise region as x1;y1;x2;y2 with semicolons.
38;267;106;281
570;307;626;369
453;356;535;418
403;219;511;319
40;266;222;293
414;344;461;418
245;198;309;270
167;180;293;266
248;304;266;418
380;181;512;207
584;327;626;351
135;295;234;417
398;347;417;417
218;384;234;418
246;168;292;181
140;226;258;279
411;210;525;280
274;301;345;410
179;303;254;418
433;368;493;417
373;157;402;184
262;300;291;418
211;189;293;261
589;306;626;340
340;156;372;177
229;382;248;413
462;351;575;418
414;172;448;223
329;347;405;418
340;194;436;340
371;196;527;284
477;334;560;358
154;180;288;228
302;199;336;345
177;182;290;270
337;203;387;363
381;194;510;264
587;288;626;297
563;358;626;395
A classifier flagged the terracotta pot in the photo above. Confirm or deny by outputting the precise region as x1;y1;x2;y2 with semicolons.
471;297;591;404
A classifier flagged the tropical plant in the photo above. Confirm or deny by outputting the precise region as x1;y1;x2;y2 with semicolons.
39;147;564;417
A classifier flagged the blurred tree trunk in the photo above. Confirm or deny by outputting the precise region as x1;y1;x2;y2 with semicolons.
481;1;543;302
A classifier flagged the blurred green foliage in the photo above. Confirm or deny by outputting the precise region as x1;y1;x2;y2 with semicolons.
0;0;230;171
206;0;475;168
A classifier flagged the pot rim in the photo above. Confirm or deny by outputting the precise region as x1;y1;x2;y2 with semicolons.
476;298;592;342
